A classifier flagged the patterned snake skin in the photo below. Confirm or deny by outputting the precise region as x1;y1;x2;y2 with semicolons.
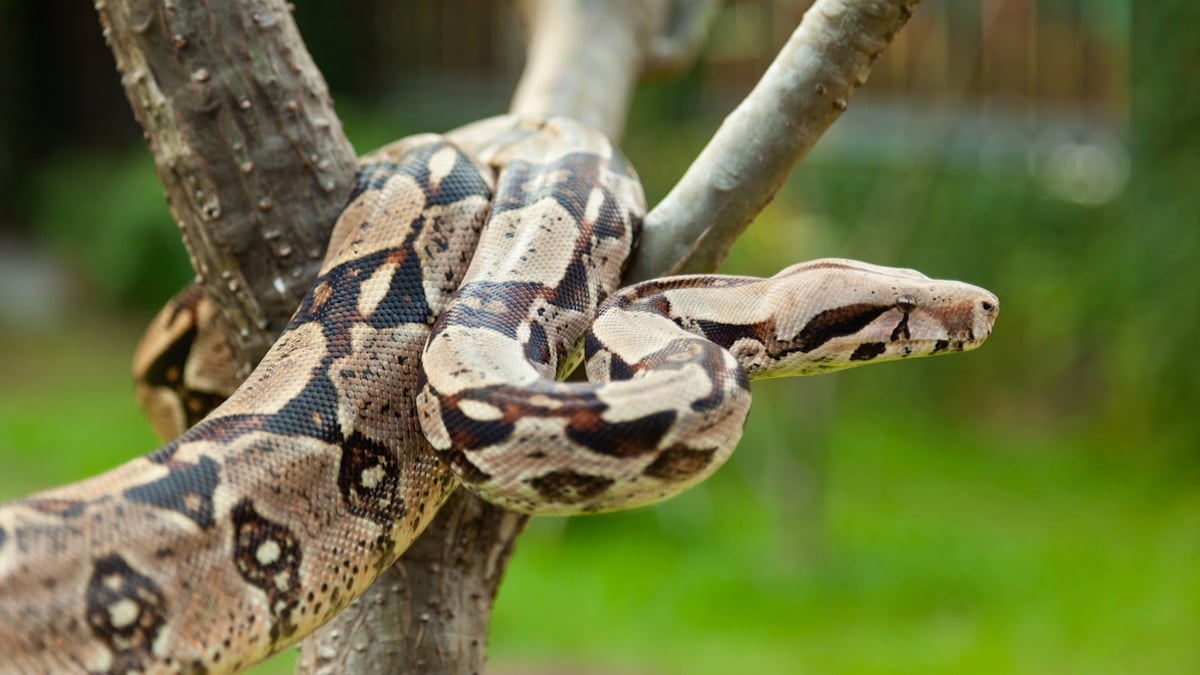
0;116;998;673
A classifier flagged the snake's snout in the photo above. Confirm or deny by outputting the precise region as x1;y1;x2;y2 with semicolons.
963;289;1000;346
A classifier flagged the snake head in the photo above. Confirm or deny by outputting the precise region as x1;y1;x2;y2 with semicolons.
751;258;999;377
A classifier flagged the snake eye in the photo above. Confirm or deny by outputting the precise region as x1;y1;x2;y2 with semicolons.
896;295;916;314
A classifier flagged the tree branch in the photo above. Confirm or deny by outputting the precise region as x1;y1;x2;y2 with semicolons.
510;0;714;138
294;492;526;673
627;0;921;282
641;0;721;76
95;0;357;374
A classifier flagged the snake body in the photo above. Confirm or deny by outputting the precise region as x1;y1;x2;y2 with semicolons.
0;117;997;673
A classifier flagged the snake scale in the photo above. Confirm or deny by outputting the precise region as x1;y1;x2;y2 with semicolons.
0;116;997;673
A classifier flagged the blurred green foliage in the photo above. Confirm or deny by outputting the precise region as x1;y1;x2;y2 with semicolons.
1125;0;1200;443
29;152;193;307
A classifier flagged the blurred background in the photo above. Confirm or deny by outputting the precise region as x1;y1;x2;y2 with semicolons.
0;1;1195;673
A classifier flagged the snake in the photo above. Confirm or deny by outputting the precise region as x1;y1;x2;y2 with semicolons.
0;116;998;674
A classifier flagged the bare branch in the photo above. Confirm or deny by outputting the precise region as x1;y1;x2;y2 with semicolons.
627;0;921;282
96;0;357;374
511;0;715;138
642;0;721;75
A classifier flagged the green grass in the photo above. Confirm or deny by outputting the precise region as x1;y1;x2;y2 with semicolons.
1;321;1196;674
490;382;1200;674
0;317;160;492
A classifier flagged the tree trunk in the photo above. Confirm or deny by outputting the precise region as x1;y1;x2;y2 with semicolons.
95;0;357;376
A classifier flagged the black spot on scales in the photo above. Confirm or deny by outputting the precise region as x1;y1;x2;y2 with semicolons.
795;304;892;352
491;153;604;224
438;397;516;452
86;554;166;672
527;471;614;504
263;373;342;443
523;320;552;365
850;342;887;361
230;499;302;646
364;246;433;330
337;432;406;527
567;409;677;458
643;446;718;482
125;456;221;530
434;281;545;340
439;447;493;484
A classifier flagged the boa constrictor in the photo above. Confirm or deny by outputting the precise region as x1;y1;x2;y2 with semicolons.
0;116;998;674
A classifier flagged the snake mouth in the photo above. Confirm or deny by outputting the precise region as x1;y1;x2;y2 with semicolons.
846;334;989;364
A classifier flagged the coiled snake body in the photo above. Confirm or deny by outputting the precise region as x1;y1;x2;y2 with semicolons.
0;117;997;673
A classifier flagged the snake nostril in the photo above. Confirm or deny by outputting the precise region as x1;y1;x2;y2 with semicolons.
981;300;995;313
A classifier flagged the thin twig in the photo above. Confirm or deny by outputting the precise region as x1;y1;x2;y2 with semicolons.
510;0;708;138
627;0;922;281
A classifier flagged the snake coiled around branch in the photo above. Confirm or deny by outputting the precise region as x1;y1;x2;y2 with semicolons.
0;116;997;674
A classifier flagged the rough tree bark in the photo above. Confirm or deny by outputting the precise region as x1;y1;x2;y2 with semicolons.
95;0;358;377
94;0;921;672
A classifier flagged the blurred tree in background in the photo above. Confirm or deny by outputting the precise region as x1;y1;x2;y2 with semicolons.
0;1;1196;673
